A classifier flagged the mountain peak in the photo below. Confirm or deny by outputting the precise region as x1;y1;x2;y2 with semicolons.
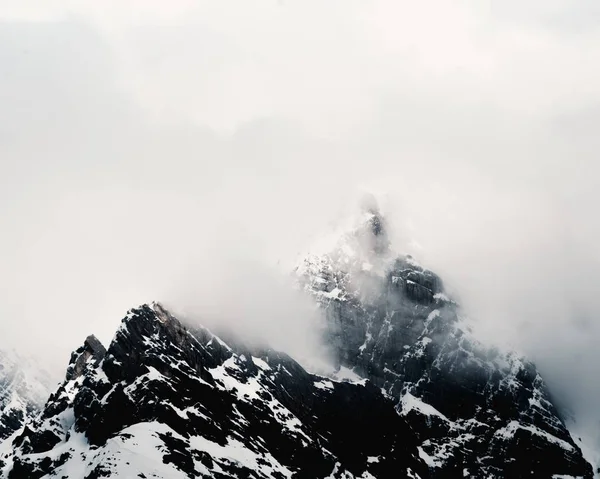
358;191;380;214
65;334;106;381
358;208;389;255
294;202;593;477
296;194;394;287
355;191;388;242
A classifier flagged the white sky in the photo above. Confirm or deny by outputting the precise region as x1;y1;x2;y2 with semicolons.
1;0;599;460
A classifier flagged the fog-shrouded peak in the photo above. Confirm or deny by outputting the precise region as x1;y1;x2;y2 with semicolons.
356;196;390;257
296;192;395;283
293;200;593;477
358;191;380;215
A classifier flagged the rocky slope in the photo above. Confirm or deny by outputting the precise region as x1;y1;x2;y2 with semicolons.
0;349;55;441
0;303;428;479
295;201;593;478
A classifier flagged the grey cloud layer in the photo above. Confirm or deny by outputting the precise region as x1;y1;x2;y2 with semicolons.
1;0;599;465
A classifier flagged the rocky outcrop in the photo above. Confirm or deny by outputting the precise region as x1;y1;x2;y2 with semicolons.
65;334;106;381
295;206;593;478
1;303;428;479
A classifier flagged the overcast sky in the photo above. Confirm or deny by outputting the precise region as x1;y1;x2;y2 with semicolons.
1;0;600;463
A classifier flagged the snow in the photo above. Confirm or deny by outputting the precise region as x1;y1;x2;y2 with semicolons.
359;471;377;479
314;379;335;391
400;392;451;423
433;292;451;302
425;309;440;324
331;366;367;385
252;357;271;370
358;331;373;353
323;287;342;299
9;418;290;479
406;468;422;479
325;462;342;479
325;462;356;479
0;428;22;476
80;422;191;478
418;434;474;471
495;420;574;452
264;395;313;444
418;446;439;468
210;354;313;445
4;422;196;479
0;347;57;438
123;366;180;401
190;434;293;478
210;357;263;402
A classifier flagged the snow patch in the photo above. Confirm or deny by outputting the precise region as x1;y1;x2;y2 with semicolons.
314;380;335;391
400;393;451;423
495;421;574;452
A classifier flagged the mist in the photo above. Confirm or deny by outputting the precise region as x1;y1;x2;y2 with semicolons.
1;0;600;466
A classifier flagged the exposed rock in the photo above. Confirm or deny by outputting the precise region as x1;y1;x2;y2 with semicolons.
65;335;106;381
1;303;428;479
0;201;593;478
295;206;593;478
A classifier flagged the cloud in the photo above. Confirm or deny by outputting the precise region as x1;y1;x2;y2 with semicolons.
0;1;599;466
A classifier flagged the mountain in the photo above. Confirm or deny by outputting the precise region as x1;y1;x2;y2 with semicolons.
294;200;593;478
0;199;594;478
0;349;55;442
0;303;428;478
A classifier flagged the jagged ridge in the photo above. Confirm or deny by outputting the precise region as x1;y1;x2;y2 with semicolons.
1;303;428;479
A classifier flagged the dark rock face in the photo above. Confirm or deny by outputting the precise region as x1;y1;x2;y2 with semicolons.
65;335;106;381
1;303;428;479
295;209;593;478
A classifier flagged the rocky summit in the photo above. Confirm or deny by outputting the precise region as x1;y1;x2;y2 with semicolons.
295;203;593;478
0;203;594;478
